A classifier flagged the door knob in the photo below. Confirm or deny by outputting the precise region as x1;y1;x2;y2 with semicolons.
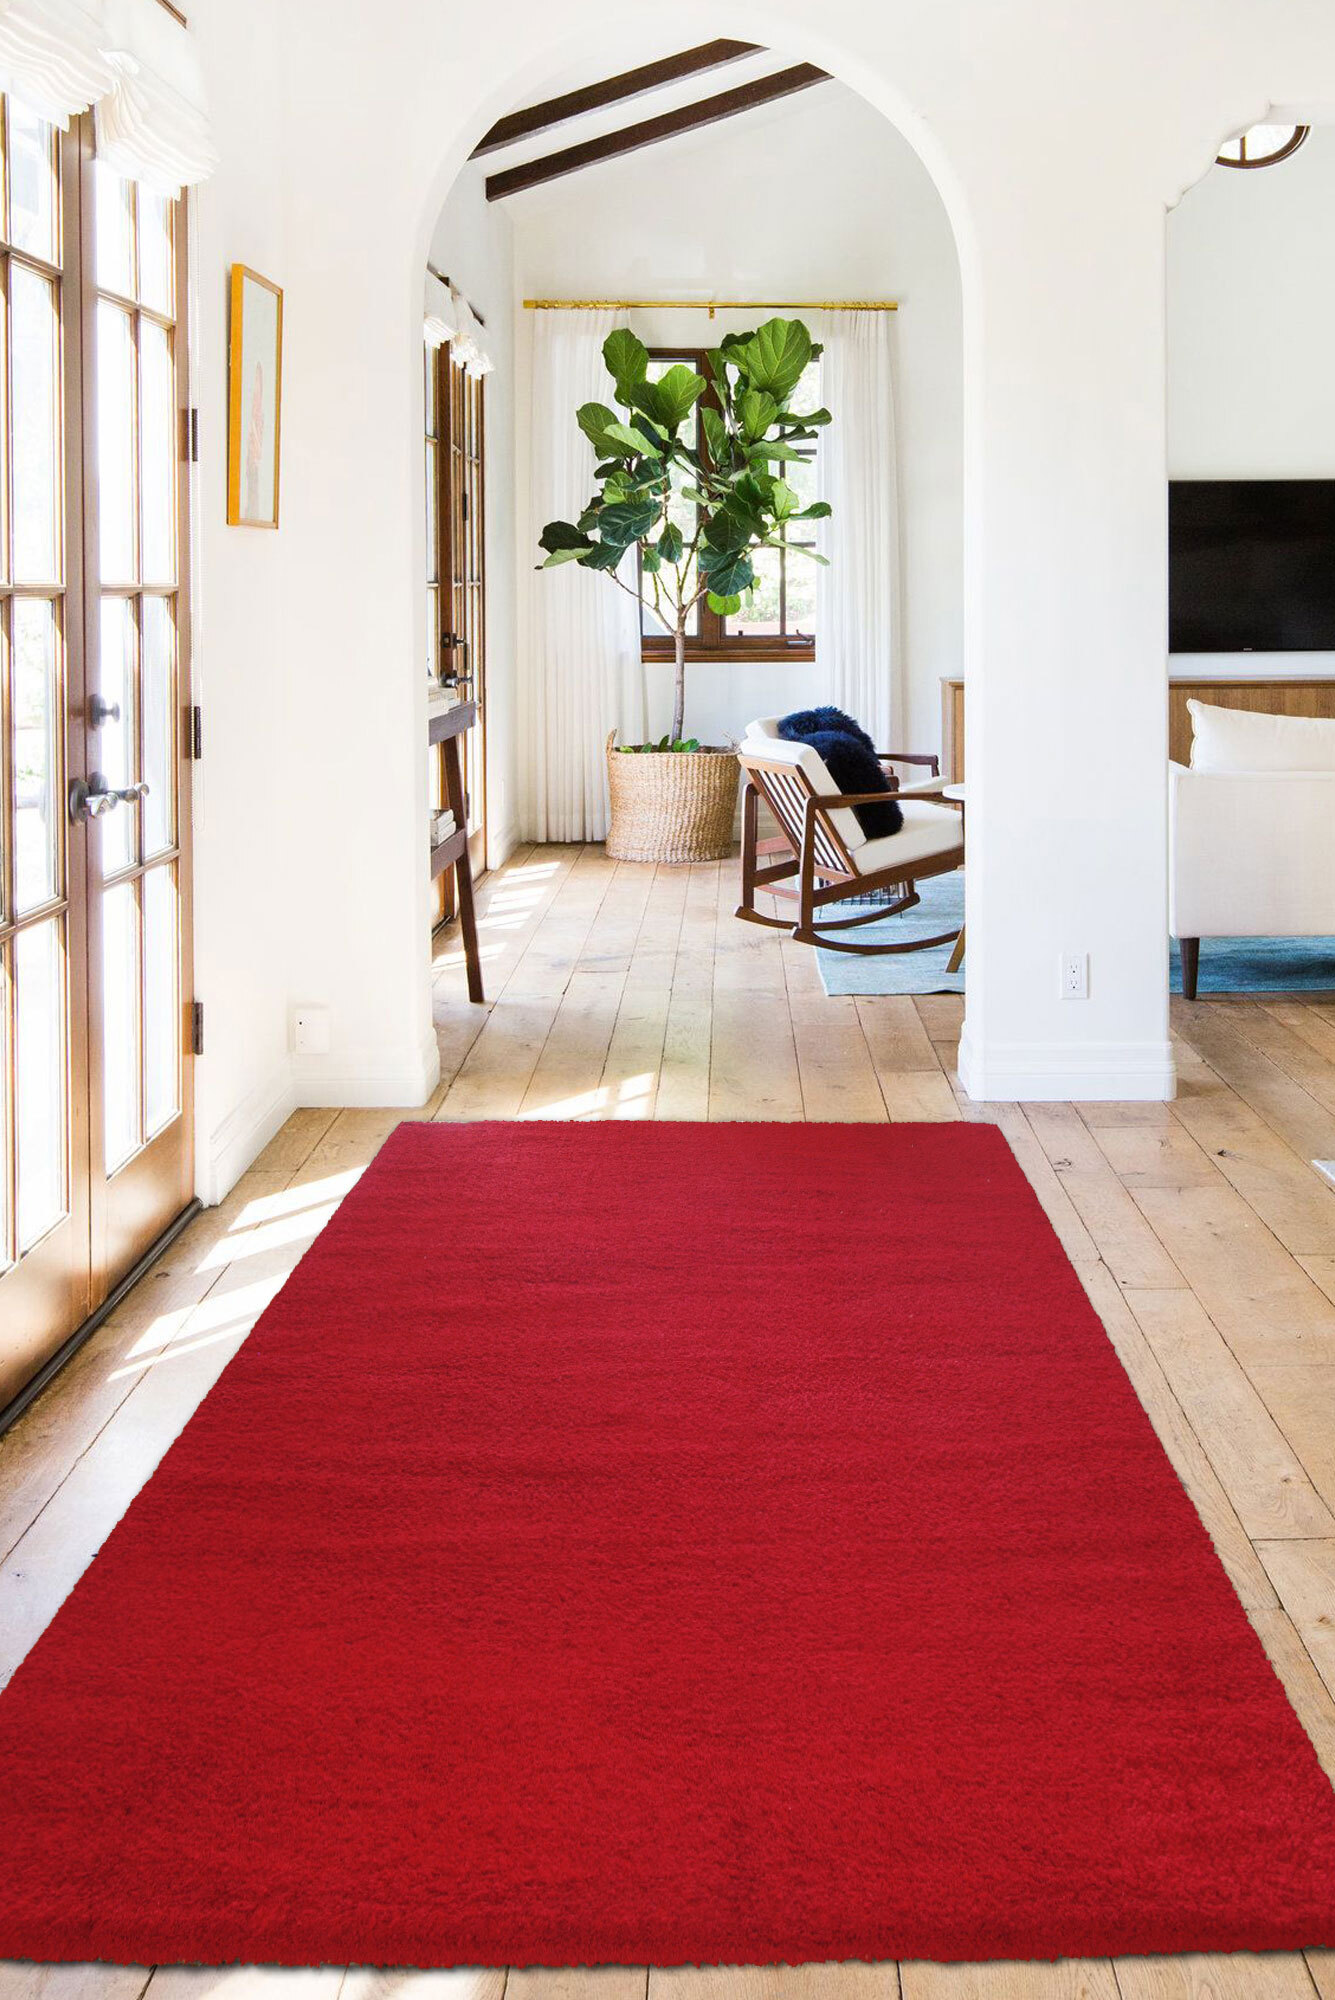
69;776;149;821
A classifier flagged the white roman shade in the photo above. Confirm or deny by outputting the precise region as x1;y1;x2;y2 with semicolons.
424;271;458;350
0;0;114;125
426;272;493;376
94;0;217;195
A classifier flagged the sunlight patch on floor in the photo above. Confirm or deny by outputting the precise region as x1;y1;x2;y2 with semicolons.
189;1177;359;1270
519;1073;654;1121
109;1271;288;1377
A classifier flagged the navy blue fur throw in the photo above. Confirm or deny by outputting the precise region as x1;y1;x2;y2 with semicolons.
777;708;904;839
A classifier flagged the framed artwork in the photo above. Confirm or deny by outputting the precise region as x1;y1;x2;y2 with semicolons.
227;264;283;528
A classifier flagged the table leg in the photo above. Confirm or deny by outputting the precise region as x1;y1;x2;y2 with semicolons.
947;924;966;974
442;733;484;1004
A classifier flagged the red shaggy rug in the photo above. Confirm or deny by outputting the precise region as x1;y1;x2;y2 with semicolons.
1;1119;1334;1966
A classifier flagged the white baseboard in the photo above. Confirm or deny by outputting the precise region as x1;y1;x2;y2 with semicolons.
201;1058;296;1207
291;1028;441;1110
957;1026;1177;1102
489;821;522;869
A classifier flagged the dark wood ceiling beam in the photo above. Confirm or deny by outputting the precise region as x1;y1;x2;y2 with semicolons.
486;63;829;200
471;40;763;158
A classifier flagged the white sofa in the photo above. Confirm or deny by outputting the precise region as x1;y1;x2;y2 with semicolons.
1170;699;1335;998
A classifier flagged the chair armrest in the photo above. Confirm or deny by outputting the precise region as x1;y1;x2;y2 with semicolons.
879;750;941;776
808;790;928;812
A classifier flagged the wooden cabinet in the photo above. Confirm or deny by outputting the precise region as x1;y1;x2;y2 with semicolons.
940;675;1335;779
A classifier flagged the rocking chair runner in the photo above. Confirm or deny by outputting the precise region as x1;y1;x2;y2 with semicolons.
736;726;965;956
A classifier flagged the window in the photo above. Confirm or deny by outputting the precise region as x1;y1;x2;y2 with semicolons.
1216;124;1309;170
640;348;821;664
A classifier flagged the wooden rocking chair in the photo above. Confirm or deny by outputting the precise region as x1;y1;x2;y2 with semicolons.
736;724;965;956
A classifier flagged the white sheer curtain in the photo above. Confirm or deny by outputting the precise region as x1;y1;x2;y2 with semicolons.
815;310;901;750
521;309;643;842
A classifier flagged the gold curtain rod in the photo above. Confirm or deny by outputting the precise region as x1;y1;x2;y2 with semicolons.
523;298;898;318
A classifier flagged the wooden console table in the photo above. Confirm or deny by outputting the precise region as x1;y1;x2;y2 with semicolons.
941;673;1335;781
428;699;483;1003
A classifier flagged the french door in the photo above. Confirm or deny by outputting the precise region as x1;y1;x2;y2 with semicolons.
0;110;194;1418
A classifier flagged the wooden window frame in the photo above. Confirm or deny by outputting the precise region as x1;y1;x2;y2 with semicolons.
1216;124;1309;170
639;345;816;668
427;341;487;928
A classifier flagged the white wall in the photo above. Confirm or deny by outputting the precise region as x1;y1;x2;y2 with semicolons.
1167;123;1335;679
182;0;1335;1195
428;167;520;863
189;0;299;1198
510;85;963;764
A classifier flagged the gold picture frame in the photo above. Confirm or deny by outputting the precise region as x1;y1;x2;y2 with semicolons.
227;264;283;528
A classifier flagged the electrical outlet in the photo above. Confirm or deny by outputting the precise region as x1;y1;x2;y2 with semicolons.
292;1005;331;1055
1060;952;1089;1001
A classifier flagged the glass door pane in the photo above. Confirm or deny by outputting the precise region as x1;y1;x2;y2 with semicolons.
0;100;89;1403
87;150;193;1284
14;916;66;1251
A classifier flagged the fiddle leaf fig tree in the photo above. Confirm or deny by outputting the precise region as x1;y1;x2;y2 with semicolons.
538;317;831;747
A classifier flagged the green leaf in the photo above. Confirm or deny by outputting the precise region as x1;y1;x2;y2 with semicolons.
732;317;813;401
653;362;706;430
538;519;591;554
701;508;751;554
598;497;659;544
581;541;629;572
577;402;659;459
626;378;667;426
698;545;755;596
676;737;700;752
604;420;662;458
701;407;729;466
738;388;779;442
657;522;684;564
603;328;648;390
769;479;799;521
641;547;661;573
577;402;621;451
539;548;588;568
706;592;742;616
793;500;832;520
748;439;810;463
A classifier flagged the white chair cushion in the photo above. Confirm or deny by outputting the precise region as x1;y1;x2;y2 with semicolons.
745;715;783;740
739;728;867;853
853;800;964;877
1188;699;1335;773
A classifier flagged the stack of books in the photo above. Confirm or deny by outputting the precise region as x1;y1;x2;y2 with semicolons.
430;809;457;848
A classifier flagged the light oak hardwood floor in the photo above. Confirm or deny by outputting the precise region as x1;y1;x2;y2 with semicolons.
4;843;1335;2000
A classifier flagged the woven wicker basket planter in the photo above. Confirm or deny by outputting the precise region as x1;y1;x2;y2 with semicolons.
605;731;739;864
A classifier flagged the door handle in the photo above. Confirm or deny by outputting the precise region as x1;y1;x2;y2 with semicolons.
69;776;149;822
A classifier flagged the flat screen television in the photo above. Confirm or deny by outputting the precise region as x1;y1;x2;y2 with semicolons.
1169;479;1335;652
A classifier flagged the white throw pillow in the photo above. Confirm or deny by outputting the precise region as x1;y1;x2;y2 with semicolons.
1188;698;1335;773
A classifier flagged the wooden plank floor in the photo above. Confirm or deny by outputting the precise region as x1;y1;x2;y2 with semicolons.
4;842;1335;2000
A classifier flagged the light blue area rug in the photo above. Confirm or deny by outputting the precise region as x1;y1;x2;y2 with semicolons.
1171;935;1335;994
816;874;965;996
815;875;1335;997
